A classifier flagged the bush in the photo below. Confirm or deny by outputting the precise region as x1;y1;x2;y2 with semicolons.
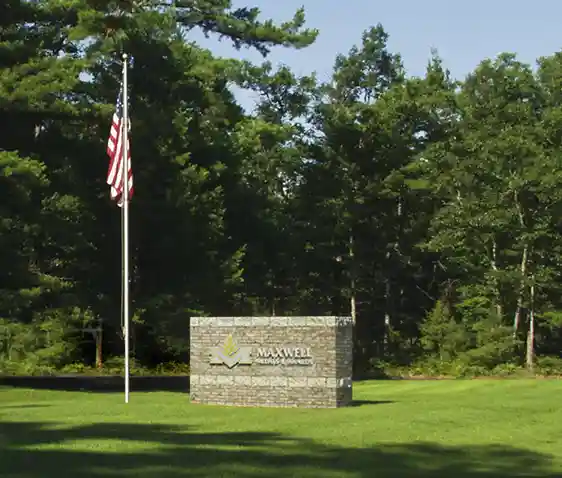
420;300;470;361
0;359;57;376
0;307;91;371
58;358;190;376
462;315;519;369
384;357;536;379
154;361;190;375
1;355;191;377
535;356;562;376
491;363;522;377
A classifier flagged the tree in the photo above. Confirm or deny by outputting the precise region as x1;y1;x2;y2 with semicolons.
418;53;562;367
1;0;320;365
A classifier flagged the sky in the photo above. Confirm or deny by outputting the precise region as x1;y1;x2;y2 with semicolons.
189;0;562;111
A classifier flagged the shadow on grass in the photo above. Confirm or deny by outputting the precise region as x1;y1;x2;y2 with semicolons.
349;399;394;407
0;420;558;478
0;375;189;393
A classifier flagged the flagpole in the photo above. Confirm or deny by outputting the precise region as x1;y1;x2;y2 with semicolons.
122;53;130;404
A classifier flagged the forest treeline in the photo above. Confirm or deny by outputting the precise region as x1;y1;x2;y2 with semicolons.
2;0;562;377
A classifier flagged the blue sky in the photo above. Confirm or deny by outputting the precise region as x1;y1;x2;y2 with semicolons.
190;0;562;110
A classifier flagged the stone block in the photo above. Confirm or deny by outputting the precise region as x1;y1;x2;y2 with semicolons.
252;317;270;326
270;317;288;327
288;316;307;327
234;376;252;386
190;316;352;408
218;317;234;327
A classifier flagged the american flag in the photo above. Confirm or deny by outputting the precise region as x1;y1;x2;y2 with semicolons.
106;82;133;206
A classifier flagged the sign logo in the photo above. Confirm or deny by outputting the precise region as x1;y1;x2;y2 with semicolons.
209;334;314;368
209;334;252;369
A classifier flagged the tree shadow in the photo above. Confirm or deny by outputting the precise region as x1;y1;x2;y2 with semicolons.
0;420;559;478
0;375;189;393
349;399;394;407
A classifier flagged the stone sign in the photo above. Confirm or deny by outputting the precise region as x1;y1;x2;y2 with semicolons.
190;316;353;408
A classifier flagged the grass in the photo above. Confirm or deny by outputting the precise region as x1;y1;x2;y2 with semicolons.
1;380;561;477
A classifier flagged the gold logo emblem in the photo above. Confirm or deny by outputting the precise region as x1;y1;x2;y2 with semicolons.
209;334;252;368
222;334;239;357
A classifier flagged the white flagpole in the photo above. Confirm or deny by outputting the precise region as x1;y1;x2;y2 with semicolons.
122;53;130;404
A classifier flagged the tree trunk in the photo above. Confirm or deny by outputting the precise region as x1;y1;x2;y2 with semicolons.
490;238;503;318
513;244;528;335
526;280;535;372
349;233;356;325
382;196;402;351
7;330;12;361
95;328;103;369
384;277;390;346
514;195;528;336
350;281;356;323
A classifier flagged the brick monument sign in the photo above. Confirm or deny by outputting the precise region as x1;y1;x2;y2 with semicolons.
189;316;353;408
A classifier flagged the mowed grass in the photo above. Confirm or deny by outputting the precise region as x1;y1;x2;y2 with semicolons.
1;380;561;477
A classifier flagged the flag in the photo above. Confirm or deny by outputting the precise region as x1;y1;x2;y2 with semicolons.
106;82;133;206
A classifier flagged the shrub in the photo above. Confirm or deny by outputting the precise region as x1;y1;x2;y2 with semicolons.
535;356;562;376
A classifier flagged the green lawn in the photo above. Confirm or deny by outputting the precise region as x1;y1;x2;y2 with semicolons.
1;380;561;477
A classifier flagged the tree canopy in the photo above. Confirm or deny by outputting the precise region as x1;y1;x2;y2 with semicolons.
1;1;561;376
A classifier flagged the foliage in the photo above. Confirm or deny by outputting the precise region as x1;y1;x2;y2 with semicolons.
420;300;469;362
0;2;562;377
